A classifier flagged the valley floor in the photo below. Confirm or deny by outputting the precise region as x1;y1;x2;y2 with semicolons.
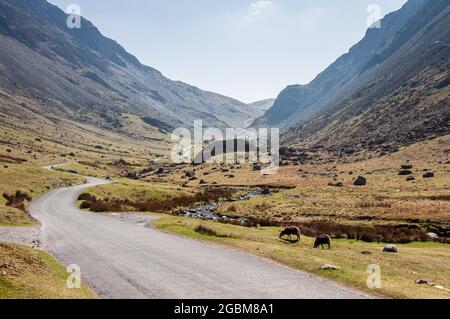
0;128;449;299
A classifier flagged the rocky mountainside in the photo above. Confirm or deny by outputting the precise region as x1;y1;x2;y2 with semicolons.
256;0;449;155
243;99;275;128
283;0;450;155
254;0;428;129
0;0;254;138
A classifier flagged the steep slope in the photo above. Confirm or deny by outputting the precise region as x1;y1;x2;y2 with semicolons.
283;0;450;155
243;98;275;127
0;0;252;139
253;0;427;129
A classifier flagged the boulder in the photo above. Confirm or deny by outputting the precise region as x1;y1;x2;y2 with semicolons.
399;170;413;176
382;245;398;253
426;232;439;240
406;176;415;181
185;171;195;178
354;176;367;186
252;164;262;171
423;172;435;178
416;279;430;285
401;164;413;170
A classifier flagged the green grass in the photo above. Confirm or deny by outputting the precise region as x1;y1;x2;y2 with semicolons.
82;178;191;203
155;215;450;299
0;164;84;226
0;243;95;299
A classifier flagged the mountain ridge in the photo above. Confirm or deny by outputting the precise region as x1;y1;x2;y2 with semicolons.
253;0;428;130
0;0;261;141
281;0;449;155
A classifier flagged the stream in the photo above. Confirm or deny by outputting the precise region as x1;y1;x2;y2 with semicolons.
175;189;263;224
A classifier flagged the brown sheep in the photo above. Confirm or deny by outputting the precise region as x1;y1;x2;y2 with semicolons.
279;226;301;242
314;234;332;249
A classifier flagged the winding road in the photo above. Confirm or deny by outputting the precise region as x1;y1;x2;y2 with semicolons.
28;168;369;299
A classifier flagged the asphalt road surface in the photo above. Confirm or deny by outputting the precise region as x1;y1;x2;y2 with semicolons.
29;172;370;299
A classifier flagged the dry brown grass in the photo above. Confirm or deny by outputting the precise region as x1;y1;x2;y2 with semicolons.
153;134;450;237
0;243;95;298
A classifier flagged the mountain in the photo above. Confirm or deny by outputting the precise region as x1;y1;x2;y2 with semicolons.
254;0;427;129
247;99;275;112
256;0;449;154
0;0;254;140
243;99;275;128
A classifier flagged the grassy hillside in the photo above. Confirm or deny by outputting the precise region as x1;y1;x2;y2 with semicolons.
0;165;84;226
0;243;95;298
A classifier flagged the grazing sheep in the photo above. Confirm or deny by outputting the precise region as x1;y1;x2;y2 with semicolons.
279;226;301;242
314;234;332;249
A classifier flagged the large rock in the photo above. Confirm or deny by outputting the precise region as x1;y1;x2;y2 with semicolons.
426;232;439;240
354;176;367;186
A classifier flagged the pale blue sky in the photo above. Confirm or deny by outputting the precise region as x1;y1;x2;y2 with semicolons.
49;0;407;103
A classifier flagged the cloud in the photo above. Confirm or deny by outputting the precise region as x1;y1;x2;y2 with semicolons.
245;0;275;22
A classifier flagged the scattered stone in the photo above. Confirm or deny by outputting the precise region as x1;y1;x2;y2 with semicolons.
320;264;340;271
423;172;434;178
399;170;413;176
185;171;195;178
354;176;367;186
382;245;398;253
328;182;343;187
252;164;261;171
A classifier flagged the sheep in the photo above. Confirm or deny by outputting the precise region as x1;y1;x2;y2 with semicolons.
279;226;301;242
314;234;332;249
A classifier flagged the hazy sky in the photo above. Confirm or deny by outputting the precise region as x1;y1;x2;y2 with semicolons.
49;0;407;103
